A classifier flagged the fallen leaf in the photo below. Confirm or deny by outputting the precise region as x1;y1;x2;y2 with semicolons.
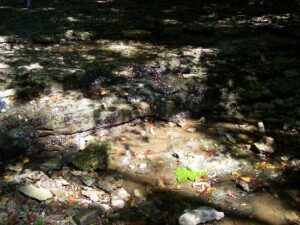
240;176;251;182
192;146;203;153
111;149;126;156
158;176;166;188
176;168;207;183
22;157;30;164
144;149;154;158
66;196;77;205
27;212;36;223
195;176;210;182
254;161;276;170
99;89;110;96
231;171;241;177
205;186;214;194
196;186;214;195
146;122;154;129
281;161;287;169
204;150;217;157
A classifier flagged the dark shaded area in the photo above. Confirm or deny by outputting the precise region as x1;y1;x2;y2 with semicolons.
1;0;299;134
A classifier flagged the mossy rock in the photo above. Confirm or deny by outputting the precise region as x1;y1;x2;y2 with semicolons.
72;143;111;171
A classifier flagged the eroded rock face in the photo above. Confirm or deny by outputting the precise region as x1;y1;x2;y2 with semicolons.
0;60;217;159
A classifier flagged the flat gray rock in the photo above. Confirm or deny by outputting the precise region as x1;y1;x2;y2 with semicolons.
179;206;224;225
253;142;274;154
98;180;117;192
82;176;95;187
18;184;53;201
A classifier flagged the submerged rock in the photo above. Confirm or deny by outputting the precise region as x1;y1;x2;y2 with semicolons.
18;184;53;201
72;143;111;171
178;206;224;225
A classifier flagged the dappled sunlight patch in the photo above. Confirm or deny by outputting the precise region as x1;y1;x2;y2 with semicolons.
20;63;44;72
39;7;55;11
95;0;113;4
216;13;293;28
245;13;292;27
66;16;80;22
106;42;141;57
0;62;10;69
81;54;96;61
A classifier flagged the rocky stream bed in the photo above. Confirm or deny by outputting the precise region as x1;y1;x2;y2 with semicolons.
0;0;300;224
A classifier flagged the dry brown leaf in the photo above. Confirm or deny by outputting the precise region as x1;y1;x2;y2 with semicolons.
240;176;251;182
204;150;217;157
66;196;77;205
145;149;154;158
255;161;276;170
27;212;36;223
192;146;203;153
22;157;30;164
146;122;154;129
111;149;126;156
99;89;110;96
157;176;167;188
231;171;241;177
196;186;214;196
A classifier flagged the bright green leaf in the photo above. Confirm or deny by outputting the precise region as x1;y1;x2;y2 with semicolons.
187;170;198;181
175;168;207;183
176;168;189;183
